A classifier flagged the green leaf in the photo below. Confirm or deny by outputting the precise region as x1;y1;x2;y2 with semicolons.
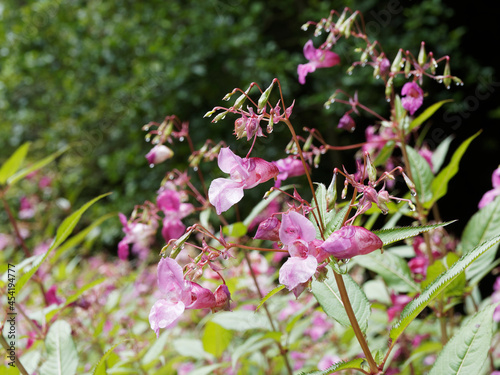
0;142;30;185
426;131;480;209
172;338;213;360
141;332;169;368
202;321;233;358
209;310;274;331
373;140;395;167
355;250;420;293
298;358;365;375
92;340;130;375
15;193;111;294
222;222;247;238
39;320;78;375
7;145;69;186
428;304;496;375
461;195;500;280
46;278;106;321
231;334;274;369
430;135;454;173
324;204;351;237
311;266;371;333
405;145;434;202
373;221;454;246
409;99;453;132
390;234;500;344
256;284;285;311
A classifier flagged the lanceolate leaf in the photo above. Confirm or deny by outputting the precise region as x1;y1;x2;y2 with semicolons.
355;250;420;293
39;320;78;375
312;267;371;333
405;146;434;202
390;234;500;344
408;99;453;132
15;193;111;294
461;195;500;280
7;145;69;186
298;358;365;375
427;304;497;375
92;340;131;375
324;204;350;237
373;221;454;246
426;131;480;209
0;142;30;185
256;284;286;311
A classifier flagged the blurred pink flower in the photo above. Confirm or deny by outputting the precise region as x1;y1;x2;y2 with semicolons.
157;189;194;242
305;311;333;340
298;40;340;84
273;156;308;187
208;147;279;214
318;354;341;371
387;292;413;321
117;213;158;260
401;82;424;115
338;113;356;132
478;166;500;209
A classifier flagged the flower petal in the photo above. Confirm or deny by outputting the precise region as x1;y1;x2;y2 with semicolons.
279;255;318;290
149;299;185;337
208;177;245;215
279;211;317;245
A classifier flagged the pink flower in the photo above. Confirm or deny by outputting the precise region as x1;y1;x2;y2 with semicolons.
149;258;228;337
117;213;158;261
297;40;340;84
478;166;500;209
157;189;194;242
305;311;333;340
208;147;279;214
338;113;356;132
319;226;383;259
145;144;173;165
401;82;424;115
278;211;329;295
254;216;281;241
318;354;341;371
387;292;413;321
272;156;308;187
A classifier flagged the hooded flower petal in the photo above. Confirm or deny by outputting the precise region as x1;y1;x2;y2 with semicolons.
146;144;173;165
298;40;340;84
320;226;383;259
254;216;281;241
157;257;190;301
185;282;217;310
279;255;318;290
149;299;185;337
279;211;317;246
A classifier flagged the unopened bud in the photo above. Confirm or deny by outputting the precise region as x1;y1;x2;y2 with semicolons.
404;58;411;77
390;49;403;73
417;42;426;66
233;85;252;110
203;109;216;118
303;133;313;151
443;59;451;88
222;91;234;101
266;115;274;133
402;172;417;196
320;226;383;259
385;76;394;100
257;80;275;113
326;173;337;209
313;153;321;168
212;110;228;123
254;217;281;241
366;154;377;183
341;182;348;200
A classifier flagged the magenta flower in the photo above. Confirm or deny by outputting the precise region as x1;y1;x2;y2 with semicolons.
401;82;424;115
272;156;308;187
337;113;356;132
319;226;383;259
157;189;194;242
145;144;173;165
254;216;281;241
208;147;279;215
297;40;340;84
478;166;500;209
149;257;226;337
387;292;413;321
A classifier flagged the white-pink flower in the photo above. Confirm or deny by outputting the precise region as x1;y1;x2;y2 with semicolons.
401;82;424;115
145;144;173;165
297;40;340;85
208;147;279;215
478;166;500;209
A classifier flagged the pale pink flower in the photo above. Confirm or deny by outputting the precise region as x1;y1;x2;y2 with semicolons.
305;311;333;340
145;144;173;165
208;147;279;214
318;354;341;371
117;213;158;260
157;189;194;242
338;113;356;132
149;258;226;337
319;226;382;259
401;82;424;115
254;216;281;241
298;40;340;84
387;292;413;321
478;166;500;209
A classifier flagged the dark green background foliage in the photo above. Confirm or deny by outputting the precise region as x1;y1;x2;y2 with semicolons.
1;0;498;251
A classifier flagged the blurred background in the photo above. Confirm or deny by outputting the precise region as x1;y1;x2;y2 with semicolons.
1;0;498;254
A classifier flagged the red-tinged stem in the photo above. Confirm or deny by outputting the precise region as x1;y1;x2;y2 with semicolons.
282;118;325;236
1;195;31;258
228;243;288;253
243;252;293;375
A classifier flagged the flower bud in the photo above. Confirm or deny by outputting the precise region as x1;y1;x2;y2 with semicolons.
417;42;426;66
203;109;216;118
254;217;281;241
212;110;228;123
257;80;275;113
212;284;231;312
145;145;174;165
319;226;383;259
443;58;451;88
390;49;403;73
